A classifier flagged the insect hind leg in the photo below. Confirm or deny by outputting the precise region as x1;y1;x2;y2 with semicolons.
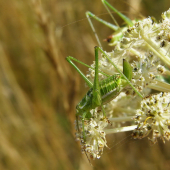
102;0;133;27
86;11;119;47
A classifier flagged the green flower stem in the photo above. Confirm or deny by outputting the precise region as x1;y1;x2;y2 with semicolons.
104;125;137;134
148;80;170;92
141;34;170;67
109;116;134;122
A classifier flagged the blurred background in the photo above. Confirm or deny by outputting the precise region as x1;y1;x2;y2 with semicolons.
1;0;170;169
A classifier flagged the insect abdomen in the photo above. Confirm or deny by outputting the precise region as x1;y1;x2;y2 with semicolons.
100;74;127;103
76;74;127;113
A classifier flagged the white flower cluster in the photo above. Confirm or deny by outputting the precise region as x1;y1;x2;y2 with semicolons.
75;109;108;159
76;9;170;160
133;92;170;143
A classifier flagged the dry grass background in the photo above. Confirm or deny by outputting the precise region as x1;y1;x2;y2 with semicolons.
1;0;170;169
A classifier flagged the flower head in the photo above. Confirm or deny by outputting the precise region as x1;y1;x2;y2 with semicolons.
132;92;170;143
75;109;108;159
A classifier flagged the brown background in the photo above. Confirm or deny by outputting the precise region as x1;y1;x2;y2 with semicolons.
0;0;170;169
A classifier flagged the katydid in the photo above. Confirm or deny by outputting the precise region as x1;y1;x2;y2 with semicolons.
66;0;143;159
66;46;142;140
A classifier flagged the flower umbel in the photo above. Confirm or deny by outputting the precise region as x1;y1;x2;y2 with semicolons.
132;92;170;143
75;109;108;159
75;9;170;160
